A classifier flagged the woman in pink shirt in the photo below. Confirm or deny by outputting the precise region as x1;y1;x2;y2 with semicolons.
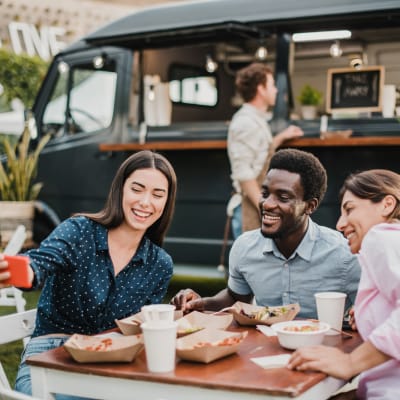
287;169;400;399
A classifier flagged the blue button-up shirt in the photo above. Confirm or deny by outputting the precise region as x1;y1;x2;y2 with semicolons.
228;219;361;318
25;216;173;337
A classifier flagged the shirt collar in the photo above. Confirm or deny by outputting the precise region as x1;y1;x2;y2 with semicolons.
262;219;317;261
94;222;148;263
242;103;268;119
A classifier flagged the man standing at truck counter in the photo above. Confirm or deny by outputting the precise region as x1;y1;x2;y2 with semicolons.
227;63;304;238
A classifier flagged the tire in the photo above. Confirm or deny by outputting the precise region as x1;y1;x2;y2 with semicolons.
33;201;61;244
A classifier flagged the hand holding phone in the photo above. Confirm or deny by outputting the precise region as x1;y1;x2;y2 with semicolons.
2;255;32;288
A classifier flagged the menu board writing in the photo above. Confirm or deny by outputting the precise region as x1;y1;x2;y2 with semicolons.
326;66;384;113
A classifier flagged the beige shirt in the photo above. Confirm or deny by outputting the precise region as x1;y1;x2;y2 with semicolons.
227;103;273;214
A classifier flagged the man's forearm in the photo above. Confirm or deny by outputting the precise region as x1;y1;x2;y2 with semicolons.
202;288;236;311
240;179;261;208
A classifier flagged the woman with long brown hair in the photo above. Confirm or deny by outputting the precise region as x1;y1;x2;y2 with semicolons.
0;150;177;398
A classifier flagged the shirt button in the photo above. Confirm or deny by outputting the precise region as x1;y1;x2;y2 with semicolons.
284;263;288;268
283;292;287;296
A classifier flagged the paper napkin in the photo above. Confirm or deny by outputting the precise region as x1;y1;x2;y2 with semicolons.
256;324;277;336
250;354;290;369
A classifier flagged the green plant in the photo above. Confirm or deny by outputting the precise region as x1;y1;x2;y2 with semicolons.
0;49;48;111
298;84;323;106
0;122;50;201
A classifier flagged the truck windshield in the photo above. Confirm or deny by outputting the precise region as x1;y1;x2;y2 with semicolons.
42;62;117;137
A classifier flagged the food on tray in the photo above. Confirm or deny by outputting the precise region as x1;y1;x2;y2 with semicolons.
176;316;202;334
176;328;248;363
180;326;203;335
239;305;289;321
283;324;321;332
176;310;233;337
83;337;113;351
64;333;144;363
192;336;243;348
228;301;301;326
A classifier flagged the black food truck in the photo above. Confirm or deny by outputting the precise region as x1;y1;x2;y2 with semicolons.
11;0;400;266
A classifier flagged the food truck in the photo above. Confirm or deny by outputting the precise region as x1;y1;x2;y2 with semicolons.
21;0;400;265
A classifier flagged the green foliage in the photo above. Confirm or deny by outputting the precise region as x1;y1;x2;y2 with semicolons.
298;84;323;106
165;274;227;302
0;49;49;110
0;123;50;200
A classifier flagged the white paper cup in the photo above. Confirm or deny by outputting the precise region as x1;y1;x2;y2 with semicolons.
141;304;176;322
142;320;177;373
314;292;346;335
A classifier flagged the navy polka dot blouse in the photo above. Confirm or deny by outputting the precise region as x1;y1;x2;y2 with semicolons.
25;216;173;337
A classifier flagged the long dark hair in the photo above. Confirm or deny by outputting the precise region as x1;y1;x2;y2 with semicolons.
340;169;400;221
80;150;177;246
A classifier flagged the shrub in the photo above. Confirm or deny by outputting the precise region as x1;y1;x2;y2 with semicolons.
298;84;323;106
0;49;48;111
0;123;50;201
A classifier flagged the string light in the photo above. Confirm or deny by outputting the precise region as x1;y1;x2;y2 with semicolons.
255;45;268;60
330;41;343;57
205;55;218;73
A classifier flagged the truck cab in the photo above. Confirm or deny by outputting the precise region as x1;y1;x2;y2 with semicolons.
30;0;400;265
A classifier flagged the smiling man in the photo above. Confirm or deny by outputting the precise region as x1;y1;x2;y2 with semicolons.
171;149;361;319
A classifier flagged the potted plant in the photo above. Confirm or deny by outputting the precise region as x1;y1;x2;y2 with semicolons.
0;118;50;246
298;84;323;120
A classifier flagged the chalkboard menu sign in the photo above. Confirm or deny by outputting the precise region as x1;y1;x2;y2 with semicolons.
326;66;384;113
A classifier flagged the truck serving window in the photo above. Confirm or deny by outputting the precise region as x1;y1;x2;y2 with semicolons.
42;61;117;136
168;64;217;107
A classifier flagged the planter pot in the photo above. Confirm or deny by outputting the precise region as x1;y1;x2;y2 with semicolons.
0;201;35;247
301;105;317;120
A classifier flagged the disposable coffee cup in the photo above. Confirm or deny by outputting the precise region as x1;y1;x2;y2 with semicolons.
141;304;176;322
314;292;346;335
142;320;177;373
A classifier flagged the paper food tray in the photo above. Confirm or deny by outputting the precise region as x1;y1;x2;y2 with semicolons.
176;311;233;337
227;301;300;326
176;328;247;364
64;333;143;363
116;309;183;335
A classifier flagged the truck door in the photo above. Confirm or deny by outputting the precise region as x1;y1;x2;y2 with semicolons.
33;47;132;220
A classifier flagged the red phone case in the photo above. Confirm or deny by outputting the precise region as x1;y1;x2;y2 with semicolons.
3;255;32;288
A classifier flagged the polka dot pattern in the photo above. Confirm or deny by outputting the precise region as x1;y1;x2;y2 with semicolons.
26;216;173;337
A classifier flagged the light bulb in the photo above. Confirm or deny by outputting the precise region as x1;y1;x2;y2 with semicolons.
57;61;69;74
255;45;268;60
93;55;105;69
205;55;218;73
330;41;342;57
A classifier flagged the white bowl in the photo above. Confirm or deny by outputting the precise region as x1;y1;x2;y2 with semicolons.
271;320;330;350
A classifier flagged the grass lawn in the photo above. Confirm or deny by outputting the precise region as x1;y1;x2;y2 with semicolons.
0;274;226;387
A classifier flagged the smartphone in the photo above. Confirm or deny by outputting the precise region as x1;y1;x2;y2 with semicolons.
3;255;32;288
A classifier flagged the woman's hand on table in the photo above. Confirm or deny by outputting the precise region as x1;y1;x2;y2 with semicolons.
170;288;204;314
287;345;355;380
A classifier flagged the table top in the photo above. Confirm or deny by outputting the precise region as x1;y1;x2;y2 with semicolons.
27;323;362;398
98;136;400;152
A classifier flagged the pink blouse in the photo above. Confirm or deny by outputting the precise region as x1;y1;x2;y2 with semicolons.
355;223;400;399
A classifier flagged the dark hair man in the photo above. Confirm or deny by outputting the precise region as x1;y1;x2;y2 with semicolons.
171;149;360;319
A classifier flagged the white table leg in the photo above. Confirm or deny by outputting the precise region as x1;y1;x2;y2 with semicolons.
30;366;56;400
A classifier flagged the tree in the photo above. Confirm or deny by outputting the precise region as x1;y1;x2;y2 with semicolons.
0;49;48;111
